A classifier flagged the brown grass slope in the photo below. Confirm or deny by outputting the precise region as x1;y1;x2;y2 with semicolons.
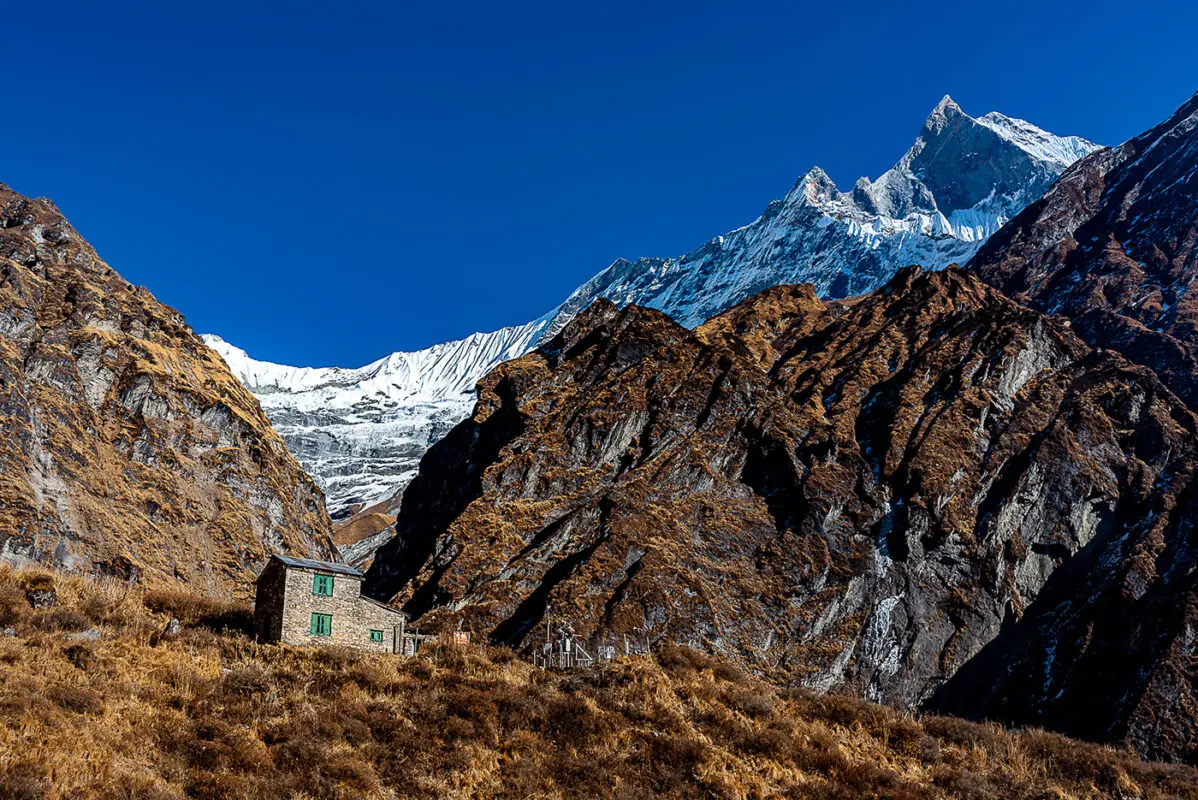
0;184;335;595
2;565;1196;800
364;267;1198;763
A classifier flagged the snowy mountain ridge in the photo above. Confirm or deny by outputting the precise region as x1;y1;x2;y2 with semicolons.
975;111;1099;166
207;96;1100;521
206;320;547;410
202;318;548;517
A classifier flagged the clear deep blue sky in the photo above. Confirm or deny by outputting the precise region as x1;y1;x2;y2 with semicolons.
4;1;1195;367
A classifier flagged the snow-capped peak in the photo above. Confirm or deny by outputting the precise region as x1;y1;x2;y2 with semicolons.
924;94;964;131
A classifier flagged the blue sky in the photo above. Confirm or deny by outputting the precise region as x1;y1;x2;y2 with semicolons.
4;1;1195;367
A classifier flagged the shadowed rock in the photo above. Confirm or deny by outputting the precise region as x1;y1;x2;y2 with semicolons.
970;91;1198;411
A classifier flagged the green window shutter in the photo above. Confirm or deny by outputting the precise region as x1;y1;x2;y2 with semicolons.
312;574;334;596
369;629;383;643
310;613;332;636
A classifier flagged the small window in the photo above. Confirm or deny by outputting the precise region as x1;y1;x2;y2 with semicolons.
310;612;332;637
369;629;384;643
312;574;334;596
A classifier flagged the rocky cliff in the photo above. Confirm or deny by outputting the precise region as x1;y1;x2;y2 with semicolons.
0;184;335;595
365;267;1198;762
970;91;1198;411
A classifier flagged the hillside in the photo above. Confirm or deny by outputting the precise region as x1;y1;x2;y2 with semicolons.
364;267;1198;763
0;185;335;595
2;565;1196;800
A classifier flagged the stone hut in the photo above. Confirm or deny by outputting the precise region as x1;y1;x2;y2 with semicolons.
254;555;415;654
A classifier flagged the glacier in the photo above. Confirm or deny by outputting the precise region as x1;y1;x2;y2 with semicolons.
205;95;1100;526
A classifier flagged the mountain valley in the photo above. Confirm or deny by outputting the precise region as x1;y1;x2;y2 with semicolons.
211;97;1099;541
10;4;1198;796
8;82;1198;778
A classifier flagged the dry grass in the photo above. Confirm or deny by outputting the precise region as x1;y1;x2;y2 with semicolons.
0;566;1194;800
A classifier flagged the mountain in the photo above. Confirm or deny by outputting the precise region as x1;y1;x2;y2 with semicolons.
0;184;335;594
212;97;1098;526
363;267;1198;763
970;91;1198;411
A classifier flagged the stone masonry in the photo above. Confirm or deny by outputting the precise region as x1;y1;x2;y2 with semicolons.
254;555;408;654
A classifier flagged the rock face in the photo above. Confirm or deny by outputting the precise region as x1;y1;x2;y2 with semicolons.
365;267;1198;763
213;97;1097;529
970;91;1198;411
0;184;335;595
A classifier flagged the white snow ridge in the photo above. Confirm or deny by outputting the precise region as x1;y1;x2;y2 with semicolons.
202;319;548;518
206;96;1100;522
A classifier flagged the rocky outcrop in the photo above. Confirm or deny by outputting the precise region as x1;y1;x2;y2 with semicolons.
366;267;1198;762
970;91;1198;411
0;184;335;595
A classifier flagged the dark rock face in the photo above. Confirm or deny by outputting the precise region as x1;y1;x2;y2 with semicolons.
26;588;56;610
0;184;335;595
366;267;1198;761
969;91;1198;411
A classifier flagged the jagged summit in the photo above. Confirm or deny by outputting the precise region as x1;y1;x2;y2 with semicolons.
924;93;962;129
846;95;1097;222
546;95;1099;335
